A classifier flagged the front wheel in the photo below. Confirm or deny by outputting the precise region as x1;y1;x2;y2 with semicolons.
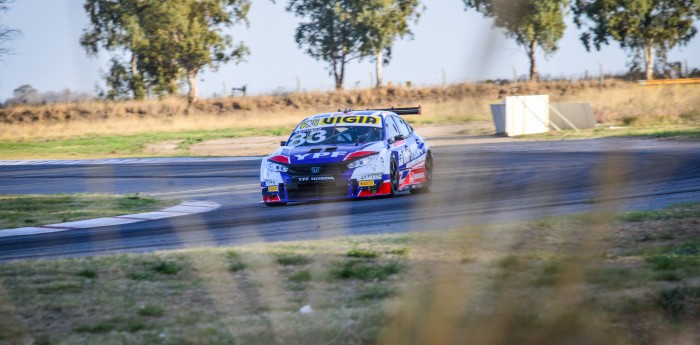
390;158;400;197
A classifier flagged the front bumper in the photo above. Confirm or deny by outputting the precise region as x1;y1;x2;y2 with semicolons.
261;175;391;203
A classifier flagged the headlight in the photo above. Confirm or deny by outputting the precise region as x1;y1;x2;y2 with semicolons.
266;161;289;172
348;154;378;168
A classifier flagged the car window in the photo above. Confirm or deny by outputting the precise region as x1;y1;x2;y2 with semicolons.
394;116;412;137
385;116;400;140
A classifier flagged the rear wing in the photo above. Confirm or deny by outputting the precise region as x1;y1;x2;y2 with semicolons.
368;106;422;116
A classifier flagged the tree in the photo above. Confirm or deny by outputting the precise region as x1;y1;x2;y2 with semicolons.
463;0;568;81
286;0;365;90
573;0;700;80
0;0;20;60
81;0;250;102
148;0;251;102
11;84;39;104
356;0;422;88
81;0;149;99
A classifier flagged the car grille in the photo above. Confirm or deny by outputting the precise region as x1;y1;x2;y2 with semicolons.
286;162;351;199
287;184;350;199
288;163;347;176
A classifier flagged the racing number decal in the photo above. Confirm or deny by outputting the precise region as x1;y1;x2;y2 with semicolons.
306;130;327;144
288;132;306;146
288;130;327;146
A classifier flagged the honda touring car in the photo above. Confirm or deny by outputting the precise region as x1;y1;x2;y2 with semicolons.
260;106;433;206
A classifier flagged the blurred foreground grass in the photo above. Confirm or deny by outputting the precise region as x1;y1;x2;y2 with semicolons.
0;194;178;229
1;203;699;344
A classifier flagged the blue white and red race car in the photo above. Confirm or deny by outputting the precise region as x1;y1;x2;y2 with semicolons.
260;106;433;206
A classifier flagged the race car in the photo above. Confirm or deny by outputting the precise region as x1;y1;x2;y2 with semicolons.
260;106;433;206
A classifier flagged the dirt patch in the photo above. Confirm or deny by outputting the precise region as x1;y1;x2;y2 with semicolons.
143;140;183;155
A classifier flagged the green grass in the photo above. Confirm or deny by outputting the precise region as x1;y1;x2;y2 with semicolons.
225;250;248;272
275;253;312;266
329;260;403;281
0;194;178;229
288;269;312;283
619;202;700;222
0;127;288;159
346;247;381;259
656;286;700;320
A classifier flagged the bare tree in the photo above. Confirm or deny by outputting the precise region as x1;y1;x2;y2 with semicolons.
0;0;20;60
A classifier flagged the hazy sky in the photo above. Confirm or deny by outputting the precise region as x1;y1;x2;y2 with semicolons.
0;0;698;100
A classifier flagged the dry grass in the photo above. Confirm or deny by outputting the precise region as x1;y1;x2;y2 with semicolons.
556;84;700;126
2;80;697;141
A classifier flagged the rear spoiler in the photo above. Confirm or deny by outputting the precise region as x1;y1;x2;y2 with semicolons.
367;106;422;116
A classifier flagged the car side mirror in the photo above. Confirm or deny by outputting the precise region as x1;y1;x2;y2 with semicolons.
387;135;403;145
280;141;286;146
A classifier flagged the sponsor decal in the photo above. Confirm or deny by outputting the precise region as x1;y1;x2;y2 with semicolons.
295;176;335;183
397;146;425;166
298;116;381;129
311;166;321;174
267;185;279;192
264;180;277;186
413;173;425;179
359;180;375;187
294;151;347;160
360;173;383;180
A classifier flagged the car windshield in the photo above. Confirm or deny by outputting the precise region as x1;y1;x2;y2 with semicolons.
286;126;383;147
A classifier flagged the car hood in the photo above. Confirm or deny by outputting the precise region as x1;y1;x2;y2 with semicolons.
279;142;383;165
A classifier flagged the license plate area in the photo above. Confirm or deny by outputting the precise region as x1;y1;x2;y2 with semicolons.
359;180;375;187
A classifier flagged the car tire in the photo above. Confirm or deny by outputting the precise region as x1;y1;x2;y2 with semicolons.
390;157;400;197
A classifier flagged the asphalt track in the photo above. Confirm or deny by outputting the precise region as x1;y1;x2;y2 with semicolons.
1;137;700;261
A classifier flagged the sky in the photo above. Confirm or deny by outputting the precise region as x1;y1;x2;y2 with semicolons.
0;0;698;101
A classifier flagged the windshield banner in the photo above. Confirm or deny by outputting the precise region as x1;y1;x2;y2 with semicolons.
297;115;382;130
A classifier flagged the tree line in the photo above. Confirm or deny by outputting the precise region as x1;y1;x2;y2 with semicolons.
5;84;94;105
1;0;699;102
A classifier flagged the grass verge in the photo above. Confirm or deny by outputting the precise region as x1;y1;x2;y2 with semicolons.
0;203;699;344
0;127;289;159
517;125;700;141
0;194;178;229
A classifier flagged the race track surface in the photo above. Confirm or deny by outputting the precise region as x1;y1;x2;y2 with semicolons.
1;137;699;261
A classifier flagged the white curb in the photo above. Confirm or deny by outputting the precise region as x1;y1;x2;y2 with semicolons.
0;201;221;238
